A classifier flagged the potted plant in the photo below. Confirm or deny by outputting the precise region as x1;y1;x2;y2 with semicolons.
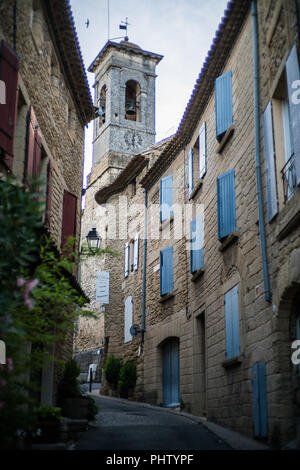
33;405;61;443
57;359;89;419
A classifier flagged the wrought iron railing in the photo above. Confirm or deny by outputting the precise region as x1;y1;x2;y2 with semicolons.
281;153;297;202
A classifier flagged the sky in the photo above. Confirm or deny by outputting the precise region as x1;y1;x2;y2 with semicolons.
70;0;229;188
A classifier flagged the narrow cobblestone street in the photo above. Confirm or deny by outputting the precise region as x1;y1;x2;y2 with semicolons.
74;395;231;450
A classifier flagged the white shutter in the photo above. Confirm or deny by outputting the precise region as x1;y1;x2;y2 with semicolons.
133;233;139;271
187;148;194;198
124;243;130;277
96;271;110;304
199;122;206;179
124;296;133;343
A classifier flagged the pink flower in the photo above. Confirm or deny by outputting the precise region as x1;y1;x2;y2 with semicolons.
17;277;26;287
18;278;39;310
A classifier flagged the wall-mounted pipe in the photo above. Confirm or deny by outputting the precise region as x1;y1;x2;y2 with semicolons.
251;0;271;303
141;188;148;342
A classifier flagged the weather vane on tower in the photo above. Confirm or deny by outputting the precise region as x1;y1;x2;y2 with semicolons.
119;17;130;41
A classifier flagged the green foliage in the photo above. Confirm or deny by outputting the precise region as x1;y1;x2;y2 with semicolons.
118;361;137;392
33;405;61;423
56;359;81;404
80;242;119;260
86;396;98;421
104;355;122;389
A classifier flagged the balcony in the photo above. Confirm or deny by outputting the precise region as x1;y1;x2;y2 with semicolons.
281;154;297;203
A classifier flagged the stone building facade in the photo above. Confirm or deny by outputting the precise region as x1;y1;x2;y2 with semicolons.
0;0;94;405
77;0;300;448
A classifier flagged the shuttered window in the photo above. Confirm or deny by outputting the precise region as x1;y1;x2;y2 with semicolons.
199;122;207;179
124;242;130;277
262;102;278;222
160;175;173;222
0;40;19;169
217;168;236;240
285;44;300;185
190;215;204;273
160;246;173;296
224;285;240;359
187;148;194;198
215;70;233;141
61;190;77;254
124;296;133;343
25;106;42;182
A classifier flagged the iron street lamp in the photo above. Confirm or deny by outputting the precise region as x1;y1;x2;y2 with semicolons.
86;227;101;252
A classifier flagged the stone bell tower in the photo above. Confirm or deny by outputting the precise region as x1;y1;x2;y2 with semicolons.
87;38;163;186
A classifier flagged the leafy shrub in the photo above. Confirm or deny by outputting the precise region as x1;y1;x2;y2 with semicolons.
34;405;61;423
57;359;81;404
104;355;121;389
86;396;98;421
118;361;137;396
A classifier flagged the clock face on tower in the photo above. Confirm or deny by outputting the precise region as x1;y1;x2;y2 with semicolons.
124;130;143;151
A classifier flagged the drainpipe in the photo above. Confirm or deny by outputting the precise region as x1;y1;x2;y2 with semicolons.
141;188;148;342
251;0;272;303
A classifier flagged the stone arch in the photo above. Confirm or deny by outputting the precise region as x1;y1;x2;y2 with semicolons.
125;80;141;122
270;247;300;445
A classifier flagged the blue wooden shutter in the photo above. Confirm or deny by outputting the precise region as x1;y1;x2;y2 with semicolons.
262;102;278;222
224;285;240;359
217;168;236;240
286;44;300;185
187;149;194;198
252;362;268;438
215;70;233;140
160;175;173;222
160;246;173;295
199;122;207;179
190;215;204;273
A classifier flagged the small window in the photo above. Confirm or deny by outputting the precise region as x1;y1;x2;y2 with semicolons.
125;80;140;122
187;122;207;198
160;175;173;222
190;215;204;273
160;246;173;296
217;169;236;240
224;285;240;359
215;70;233;142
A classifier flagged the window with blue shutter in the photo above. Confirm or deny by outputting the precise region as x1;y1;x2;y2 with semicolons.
199;122;207;179
160;175;173;222
190;215;204;273
187;149;194;198
160;246;173;296
224;285;240;359
217;168;236;240
215;70;233;141
262;102;278;222
285;44;300;185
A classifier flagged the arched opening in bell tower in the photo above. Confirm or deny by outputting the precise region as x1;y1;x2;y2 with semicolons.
125;80;140;122
98;85;106;128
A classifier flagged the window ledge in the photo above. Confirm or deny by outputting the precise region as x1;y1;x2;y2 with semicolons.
219;231;239;252
191;267;205;282
189;179;203;200
159;291;175;303
217;124;235;154
160;215;174;231
222;355;243;368
276;188;300;241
